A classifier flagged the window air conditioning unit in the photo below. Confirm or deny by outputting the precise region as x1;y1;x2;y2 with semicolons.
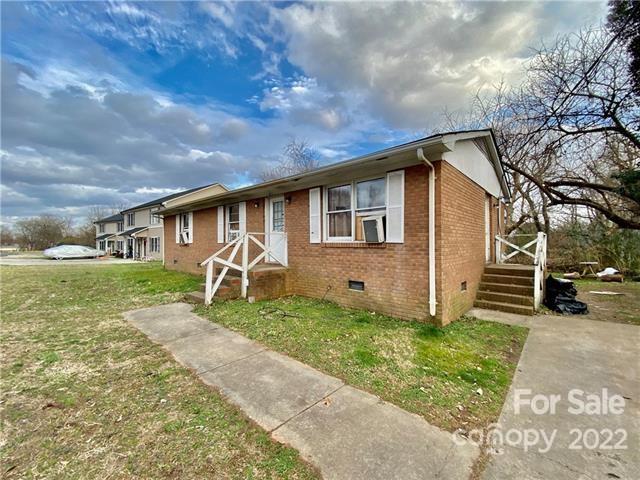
179;232;189;244
362;215;385;243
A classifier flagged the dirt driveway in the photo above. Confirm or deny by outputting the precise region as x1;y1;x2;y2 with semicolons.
547;277;640;326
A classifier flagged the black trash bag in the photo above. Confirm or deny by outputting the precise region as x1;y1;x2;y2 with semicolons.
544;275;588;315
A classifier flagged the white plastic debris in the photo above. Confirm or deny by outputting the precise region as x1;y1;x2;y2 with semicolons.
597;267;619;277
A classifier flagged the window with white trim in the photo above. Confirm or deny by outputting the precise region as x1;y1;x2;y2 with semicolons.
326;184;352;240
227;204;240;241
98;223;105;233
99;240;106;250
179;213;189;232
324;177;386;241
150;237;161;253
150;208;161;225
126;212;135;227
116;240;124;251
117;221;124;232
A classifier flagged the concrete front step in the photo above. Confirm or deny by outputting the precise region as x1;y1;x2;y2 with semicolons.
215;267;241;277
199;277;241;292
484;264;535;277
479;282;534;296
482;274;534;286
474;299;534;316
187;284;241;304
476;290;534;306
185;291;206;304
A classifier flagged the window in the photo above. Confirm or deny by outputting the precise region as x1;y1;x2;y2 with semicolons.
98;223;105;233
150;237;161;253
116;240;124;251
227;204;240;241
177;212;192;244
348;280;365;291
325;177;386;241
356;178;385;212
117;221;123;232
327;184;352;239
99;240;106;250
150;208;160;225
180;212;189;231
272;200;284;232
126;212;135;227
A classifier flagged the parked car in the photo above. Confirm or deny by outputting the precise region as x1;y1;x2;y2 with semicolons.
43;245;105;260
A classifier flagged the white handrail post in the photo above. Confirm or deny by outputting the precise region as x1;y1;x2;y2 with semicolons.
495;236;502;264
241;234;249;298
205;261;213;305
534;263;541;310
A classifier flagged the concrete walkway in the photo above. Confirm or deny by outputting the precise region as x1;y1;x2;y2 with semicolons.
124;303;478;480
469;308;640;480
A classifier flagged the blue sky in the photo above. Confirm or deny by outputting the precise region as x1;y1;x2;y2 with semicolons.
1;1;608;225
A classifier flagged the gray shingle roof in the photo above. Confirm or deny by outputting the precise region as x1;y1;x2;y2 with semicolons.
95;213;123;224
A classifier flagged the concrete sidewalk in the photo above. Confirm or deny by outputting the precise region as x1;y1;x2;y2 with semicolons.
469;308;640;480
124;303;478;480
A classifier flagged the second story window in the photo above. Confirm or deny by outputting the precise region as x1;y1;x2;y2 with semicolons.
150;208;161;225
117;221;124;232
98;223;105;233
126;213;135;227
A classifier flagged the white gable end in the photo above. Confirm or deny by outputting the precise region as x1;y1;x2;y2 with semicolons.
441;139;502;198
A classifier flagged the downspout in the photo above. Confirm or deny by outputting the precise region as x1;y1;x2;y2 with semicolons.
417;148;437;317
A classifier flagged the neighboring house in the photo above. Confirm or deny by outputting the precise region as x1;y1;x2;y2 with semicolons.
120;184;227;260
159;129;513;326
94;213;125;254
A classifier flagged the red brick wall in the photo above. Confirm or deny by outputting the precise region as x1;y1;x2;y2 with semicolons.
164;161;498;326
164;200;265;275
284;164;430;321
436;161;497;325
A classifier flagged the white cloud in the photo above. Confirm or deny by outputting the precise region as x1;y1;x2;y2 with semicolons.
270;1;608;128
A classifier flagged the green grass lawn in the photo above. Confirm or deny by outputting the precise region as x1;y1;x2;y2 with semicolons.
197;296;528;432
0;264;318;479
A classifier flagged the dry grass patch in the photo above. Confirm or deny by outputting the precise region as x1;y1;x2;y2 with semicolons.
0;264;318;480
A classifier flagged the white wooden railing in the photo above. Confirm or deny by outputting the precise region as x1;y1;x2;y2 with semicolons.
200;232;287;305
495;232;548;310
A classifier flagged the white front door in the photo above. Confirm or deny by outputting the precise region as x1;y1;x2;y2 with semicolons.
485;196;491;262
267;196;287;265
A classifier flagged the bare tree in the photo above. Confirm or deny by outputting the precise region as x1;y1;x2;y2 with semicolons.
261;138;321;181
507;27;640;229
441;25;640;231
14;215;71;250
0;225;15;246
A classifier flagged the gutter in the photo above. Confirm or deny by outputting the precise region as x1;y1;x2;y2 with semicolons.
417;148;437;318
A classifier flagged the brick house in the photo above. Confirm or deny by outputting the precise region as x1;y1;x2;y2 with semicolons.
159;129;510;326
